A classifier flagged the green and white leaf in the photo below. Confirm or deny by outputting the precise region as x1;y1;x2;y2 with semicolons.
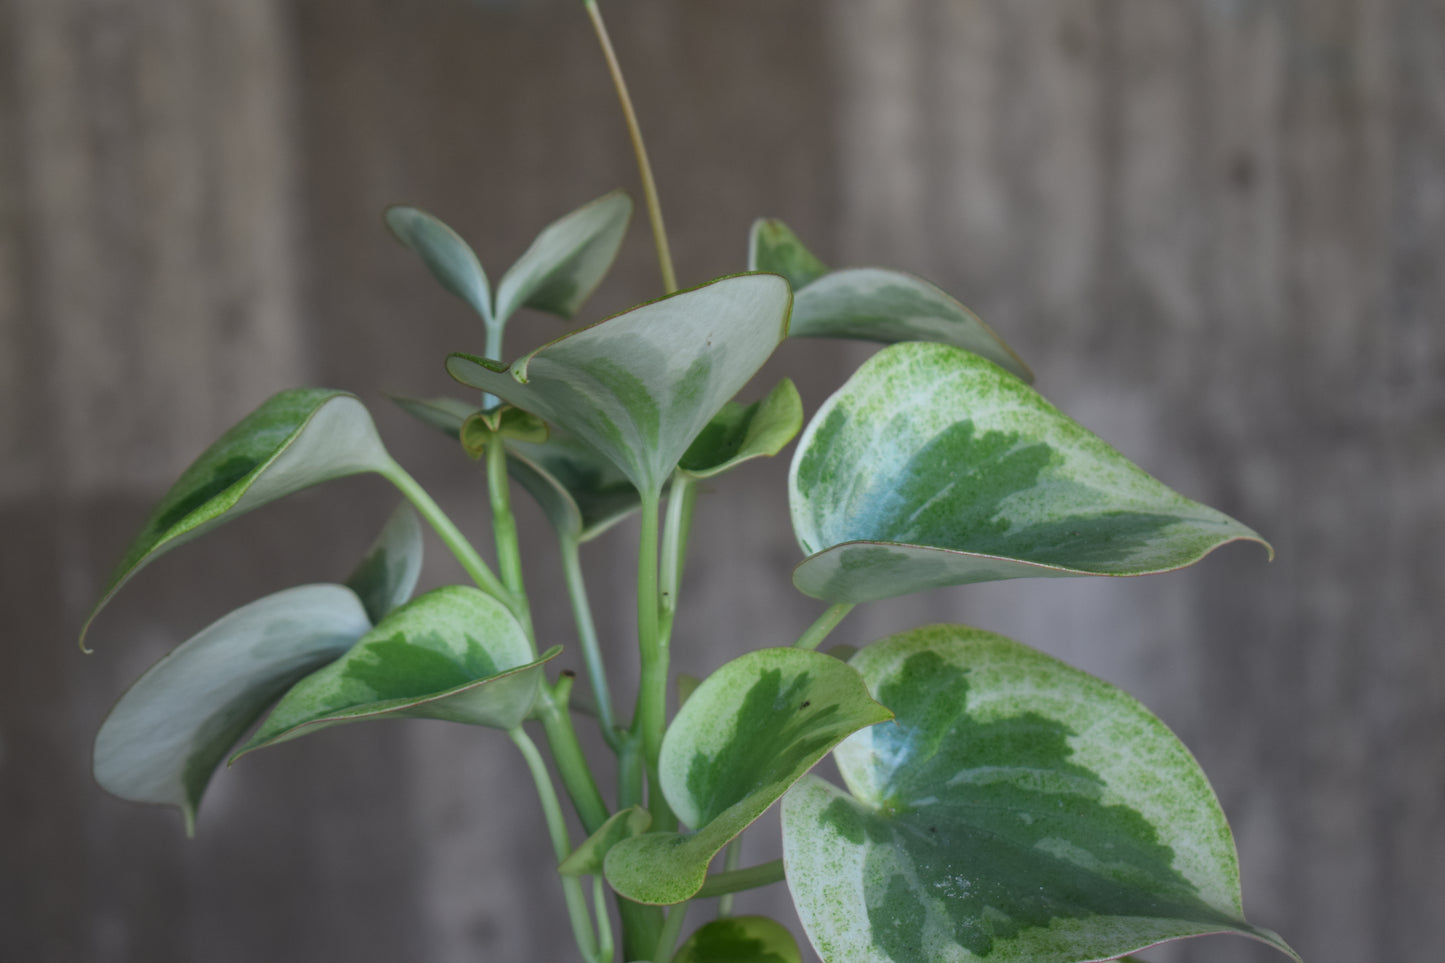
782;625;1298;963
559;806;652;877
494;190;633;323
84;389;394;645
673;916;803;963
389;395;478;440
790;342;1270;603
679;379;804;479
748;218;829;291
93;584;371;834
507;433;644;543
447;274;792;499
236;586;554;756
345;503;425;624
603;649;891;905
385;206;493;324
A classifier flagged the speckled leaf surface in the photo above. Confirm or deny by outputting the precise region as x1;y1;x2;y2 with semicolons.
385;206;493;324
236;586;553;756
604;649;891;905
494;190;632;323
679;379;803;479
345;503;424;624
790;343;1269;603
782;625;1298;963
748;218;829;291
84;390;394;644
93;585;371;834
673;916;803;963
559;806;652;877
447;274;792;498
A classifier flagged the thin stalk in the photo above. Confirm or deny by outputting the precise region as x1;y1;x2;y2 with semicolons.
537;676;610;836
652;902;689;963
591;877;615;963
584;0;677;294
509;726;601;963
486;438;534;643
630;492;676;829
617;731;644;811
658;474;697;646
481;318;504;410
792;602;856;651
561;536;620;748
715;839;742;918
693;859;786;899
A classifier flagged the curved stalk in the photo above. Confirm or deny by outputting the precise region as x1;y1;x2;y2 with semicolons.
693;859;786;899
561;535;620;747
652;902;689;963
792;602;856;651
486;438;534;644
537;675;610;835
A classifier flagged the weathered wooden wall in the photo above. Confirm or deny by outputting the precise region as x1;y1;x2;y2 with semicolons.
2;1;1440;961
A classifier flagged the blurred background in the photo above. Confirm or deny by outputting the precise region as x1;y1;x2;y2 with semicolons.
2;0;1441;960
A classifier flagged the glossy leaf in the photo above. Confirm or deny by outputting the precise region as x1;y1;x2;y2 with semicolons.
447;273;793;498
236;586;554;756
559;806;652;877
494;190;633;323
782;625;1298;963
790;342;1270;603
93;585;371;834
603;649;891;905
679;379;804;479
385;206;492;324
84;390;394;645
748;218;828;291
346;503;424;624
673;916;803;963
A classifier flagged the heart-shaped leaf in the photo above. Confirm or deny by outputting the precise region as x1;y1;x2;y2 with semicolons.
389;394;479;440
345;503;424;624
494;190;633;324
748;218;829;291
84;389;394;646
678;378;804;479
603;649;891;905
93;584;371;834
673;916;803;963
748;218;1031;382
447;273;793;499
782;625;1298;963
790;342;1269;603
559;806;653;877
506;434;643;543
235;586;555;756
385;206;493;324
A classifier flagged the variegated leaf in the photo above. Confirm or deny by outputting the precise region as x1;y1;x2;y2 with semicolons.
385;206;492;324
345;503;424;624
678;378;804;480
494;190;633;323
673;916;803;963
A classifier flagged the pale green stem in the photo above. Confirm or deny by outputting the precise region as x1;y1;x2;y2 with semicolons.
537;675;610;836
481;317;504;410
585;0;677;295
592;877;615;963
716;839;742;918
617;731;644;811
658;474;697;646
509;726;601;963
561;535;620;748
630;492;676;829
652;901;689;963
792;602;856;651
693;859;786;899
486;438;534;643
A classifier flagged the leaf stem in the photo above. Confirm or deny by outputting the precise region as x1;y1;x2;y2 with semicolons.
792;602;856;651
630;492;676;829
716;838;742;918
537;675;610;836
652;901;689;963
584;0;677;295
481;318;504;410
561;535;620;748
694;859;786;899
509;726;601;962
658;474;697;646
486;438;534;643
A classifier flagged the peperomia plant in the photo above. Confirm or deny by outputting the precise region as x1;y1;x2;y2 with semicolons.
82;4;1300;963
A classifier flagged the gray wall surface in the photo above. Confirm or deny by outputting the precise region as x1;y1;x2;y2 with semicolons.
2;1;1441;961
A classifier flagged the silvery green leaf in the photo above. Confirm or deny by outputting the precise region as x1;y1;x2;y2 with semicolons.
384;206;493;324
93;585;371;834
84;390;394;646
748;218;829;291
388;395;478;440
506;433;643;543
673;916;803;963
782;624;1298;963
345;503;424;624
678;378;804;480
447;274;792;498
603;649;891;905
790;342;1269;603
236;586;554;756
494;190;633;323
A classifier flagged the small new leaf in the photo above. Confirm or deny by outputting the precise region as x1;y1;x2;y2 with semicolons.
679;378;804;480
494;190;633;323
385;206;493;324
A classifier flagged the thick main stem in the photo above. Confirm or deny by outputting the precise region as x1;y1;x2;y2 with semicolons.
630;492;676;829
487;438;534;643
537;677;609;836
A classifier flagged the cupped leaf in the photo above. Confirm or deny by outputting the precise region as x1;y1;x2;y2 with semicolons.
782;625;1298;963
495;190;633;323
559;806;653;877
389;394;478;440
507;433;644;543
603;649;891;905
790;269;1032;382
84;390;394;646
790;342;1270;603
447;273;793;498
345;503;424;624
679;378;804;479
460;406;550;457
748;218;829;291
236;586;553;756
93;585;372;834
673;916;803;963
385;206;492;324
